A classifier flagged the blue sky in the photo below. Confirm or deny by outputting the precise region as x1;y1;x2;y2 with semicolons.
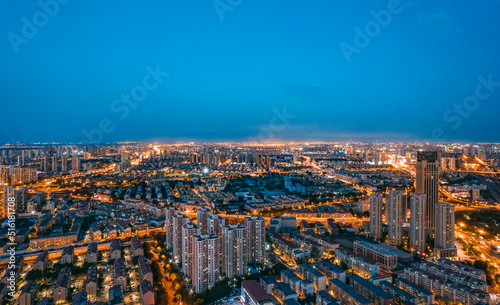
1;0;500;143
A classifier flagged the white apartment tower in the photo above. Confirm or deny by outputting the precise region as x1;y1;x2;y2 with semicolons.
182;223;200;279
197;207;212;234
172;213;189;263
434;202;457;258
387;190;404;246
193;234;221;293
410;193;427;253
222;225;246;279
244;216;266;265
370;193;383;240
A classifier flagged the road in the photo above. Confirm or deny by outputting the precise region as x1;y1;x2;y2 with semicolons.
183;211;367;226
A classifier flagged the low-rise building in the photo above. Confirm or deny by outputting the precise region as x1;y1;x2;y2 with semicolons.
113;258;127;291
33;251;49;271
353;241;397;270
86;242;98;263
60;245;74;264
316;260;346;283
138;255;154;284
242;280;273;305
110;239;121;260
316;290;339;305
378;280;417;304
298;264;327;292
328;279;372;305
29;233;78;248
348;275;395;305
54;267;71;303
72;291;87;305
108;285;124;305
86;266;98;298
140;280;155;305
335;247;380;278
403;265;489;305
273;282;298;303
394;277;434;305
260;275;277;294
131;236;144;257
19;281;38;305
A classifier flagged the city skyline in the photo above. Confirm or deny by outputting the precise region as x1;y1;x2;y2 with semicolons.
2;1;500;143
2;1;500;304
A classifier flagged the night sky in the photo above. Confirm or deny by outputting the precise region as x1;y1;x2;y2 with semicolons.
1;0;500;143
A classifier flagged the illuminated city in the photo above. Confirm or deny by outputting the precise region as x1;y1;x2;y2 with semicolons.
1;143;500;305
2;1;500;305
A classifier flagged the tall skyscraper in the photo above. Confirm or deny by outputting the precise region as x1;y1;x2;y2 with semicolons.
172;214;189;263
387;190;404;246
182;223;200;279
0;166;8;185
410;193;427;254
434;202;457;258
369;193;383;240
415;151;439;229
244;216;266;265
165;207;178;249
73;156;81;172
208;214;225;235
193;234;221;293
222;224;245;279
61;156;68;172
197;207;212;234
52;156;58;172
42;156;49;172
2;186;15;218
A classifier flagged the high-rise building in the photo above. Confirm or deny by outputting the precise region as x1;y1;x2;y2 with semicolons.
61;156;68;172
16;187;27;213
434;202;457;258
222;224;245;279
415;151;439;229
197;207;212;234
369;193;383;240
182;223;200;279
244;216;266;265
172;214;189;263
0;166;8;185
121;152;129;162
52;156;58;172
42;156;49;172
387;190;404;246
165;207;178;249
208;214;225;235
2;186;15;218
193;234;221;293
410;193;427;254
73;156;81;172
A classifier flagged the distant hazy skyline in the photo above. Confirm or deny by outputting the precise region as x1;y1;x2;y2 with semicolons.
1;0;500;143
